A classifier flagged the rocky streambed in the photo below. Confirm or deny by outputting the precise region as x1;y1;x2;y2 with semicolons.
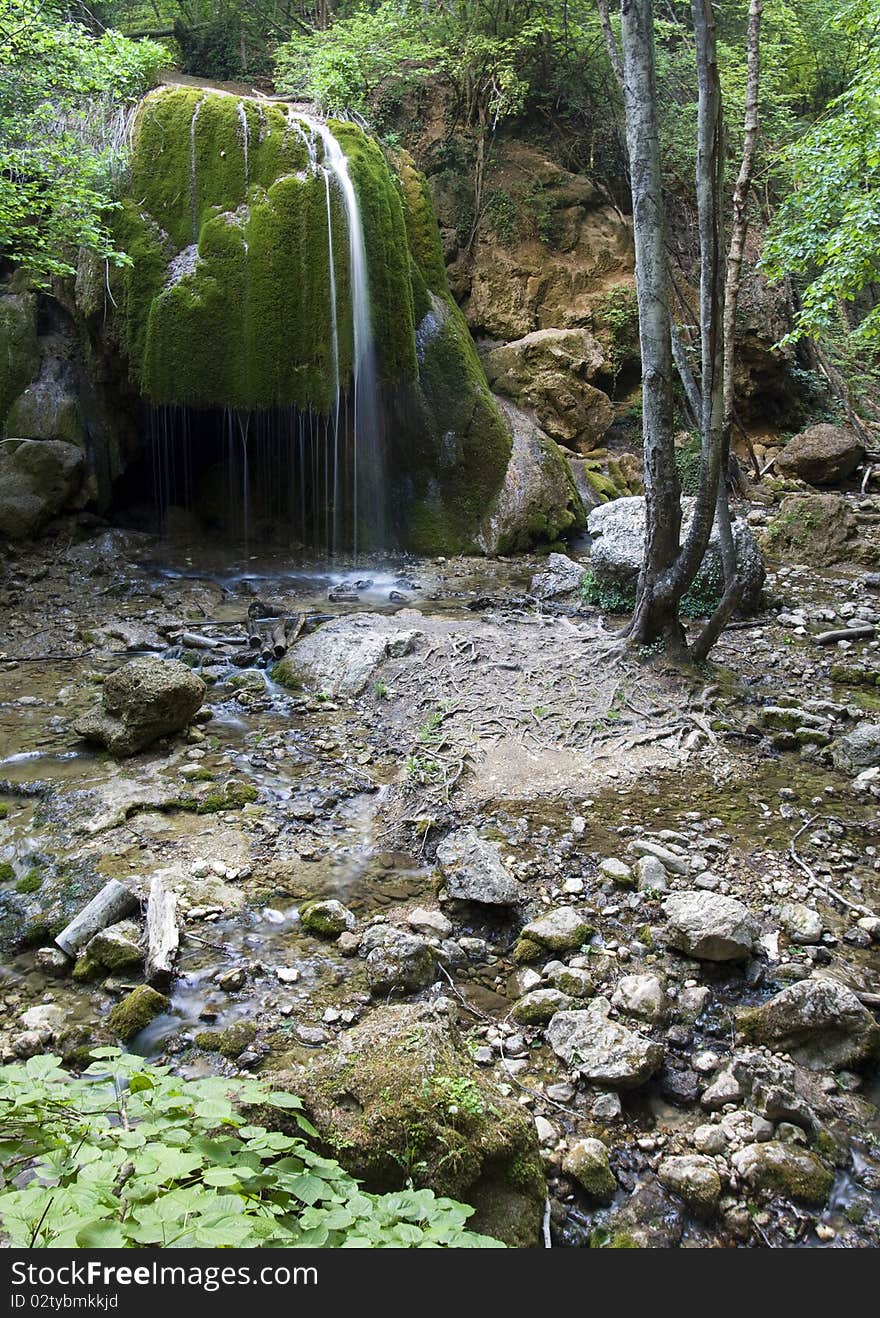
1;510;880;1248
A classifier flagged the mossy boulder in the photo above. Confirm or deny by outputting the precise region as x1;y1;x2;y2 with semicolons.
106;985;169;1041
263;1000;545;1247
731;1141;833;1205
563;1137;616;1203
195;1020;258;1059
516;907;594;956
299;898;356;938
73;919;143;981
74;656;206;757
0;439;84;540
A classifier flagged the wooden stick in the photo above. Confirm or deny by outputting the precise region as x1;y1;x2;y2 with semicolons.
145;873;179;990
813;625;875;645
55;880;139;957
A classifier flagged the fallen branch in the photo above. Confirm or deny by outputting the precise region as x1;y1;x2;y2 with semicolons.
813;625;875;645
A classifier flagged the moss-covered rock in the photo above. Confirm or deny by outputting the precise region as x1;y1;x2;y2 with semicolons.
263;1001;545;1247
299;898;356;938
106;985;169;1041
731;1141;833;1205
195;1020;258;1059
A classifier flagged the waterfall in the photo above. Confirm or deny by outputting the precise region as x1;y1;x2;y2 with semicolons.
189;96;206;244
237;102;249;190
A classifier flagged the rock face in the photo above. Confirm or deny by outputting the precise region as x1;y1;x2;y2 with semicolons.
738;978;880;1070
545;998;663;1089
74;657;205;757
587;496;766;612
436;827;519;906
482;328;613;450
266;1001;546;1247
831;721;880;773
0;438;84;539
775;423;864;485
760;493;863;566
663;891;758;962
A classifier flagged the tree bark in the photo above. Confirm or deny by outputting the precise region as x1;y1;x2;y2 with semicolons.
146;873;179;991
620;0;682;650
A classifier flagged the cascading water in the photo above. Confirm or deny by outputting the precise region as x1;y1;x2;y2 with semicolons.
147;97;386;558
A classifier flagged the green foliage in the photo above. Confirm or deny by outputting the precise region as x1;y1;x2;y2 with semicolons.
0;1051;501;1249
594;285;640;387
0;0;165;282
582;561;722;620
675;434;703;496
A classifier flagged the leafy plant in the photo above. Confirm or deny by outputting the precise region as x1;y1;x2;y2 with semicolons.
0;1051;501;1249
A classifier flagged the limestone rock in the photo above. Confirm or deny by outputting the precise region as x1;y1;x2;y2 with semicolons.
0;438;84;539
587;495;766;613
482;328;613;450
731;1141;833;1205
299;899;356;938
545;998;663;1089
264;1000;546;1247
529;551;585;601
658;1154;722;1217
563;1137;616;1203
611;973;668;1023
831;721;880;774
359;925;436;995
106;985;169;1041
436;827;519;906
775;423;864;485
518;907;593;955
779;902;824;945
272;614;421;698
760;493;860;566
74;919;143;980
663;891;758;962
74;657;206;757
737;977;880;1070
510;987;572;1025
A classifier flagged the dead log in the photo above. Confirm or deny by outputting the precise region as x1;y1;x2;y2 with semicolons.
247;599;286;622
172;631;249;649
145;873;179;990
814;625;876;645
55;879;139;957
284;613;306;648
270;619;289;659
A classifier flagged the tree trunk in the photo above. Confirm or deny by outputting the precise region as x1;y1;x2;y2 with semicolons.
620;0;682;650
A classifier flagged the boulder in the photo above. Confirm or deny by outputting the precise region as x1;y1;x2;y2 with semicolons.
0;438;84;539
263;1000;546;1247
74;657;206;757
737;977;880;1070
657;1154;722;1218
510;987;572;1025
272;614;421;698
563;1137;616;1203
5;356;85;447
106;985;169;1042
359;925;436;995
73;919;143;980
831;721;880;774
663;891;758;962
482;328;613;450
731;1141;833;1205
587;495;766;612
299;899;356;938
760;493;861;566
545;998;663;1089
436;827;520;906
775;423;864;485
529;551;585;601
779;902;824;945
516;907;594;957
476;399;582;554
611;973;668;1023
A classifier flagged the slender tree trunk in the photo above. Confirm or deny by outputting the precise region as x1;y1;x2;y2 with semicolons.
620;0;683;650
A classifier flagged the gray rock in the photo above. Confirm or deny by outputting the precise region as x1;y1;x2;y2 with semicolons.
74;657;205;757
563;1137;616;1203
611;973;668;1023
831;721;880;773
628;839;689;875
482;328;611;448
738;977;880;1070
598;857;633;885
359;925;436;995
779;902;824;945
75;919;143;978
0;438;84;539
663;891;758;961
529;552;585;601
300;899;356;938
545;997;663;1089
519;906;593;953
775;423;864;485
636;855;669;892
407;907;453;938
510;988;572;1025
731;1141;833;1205
274;615;422;697
658;1154;722;1217
436;827;519;906
587;495;765;612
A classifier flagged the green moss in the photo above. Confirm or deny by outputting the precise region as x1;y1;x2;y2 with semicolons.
0;863;15;882
0;804;8;819
106;985;169;1041
196;782;258;813
195;1020;258;1058
271;656;302;689
511;936;543;964
14;869;42;894
0;291;40;426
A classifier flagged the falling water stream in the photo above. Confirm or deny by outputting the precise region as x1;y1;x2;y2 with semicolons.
149;100;386;558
